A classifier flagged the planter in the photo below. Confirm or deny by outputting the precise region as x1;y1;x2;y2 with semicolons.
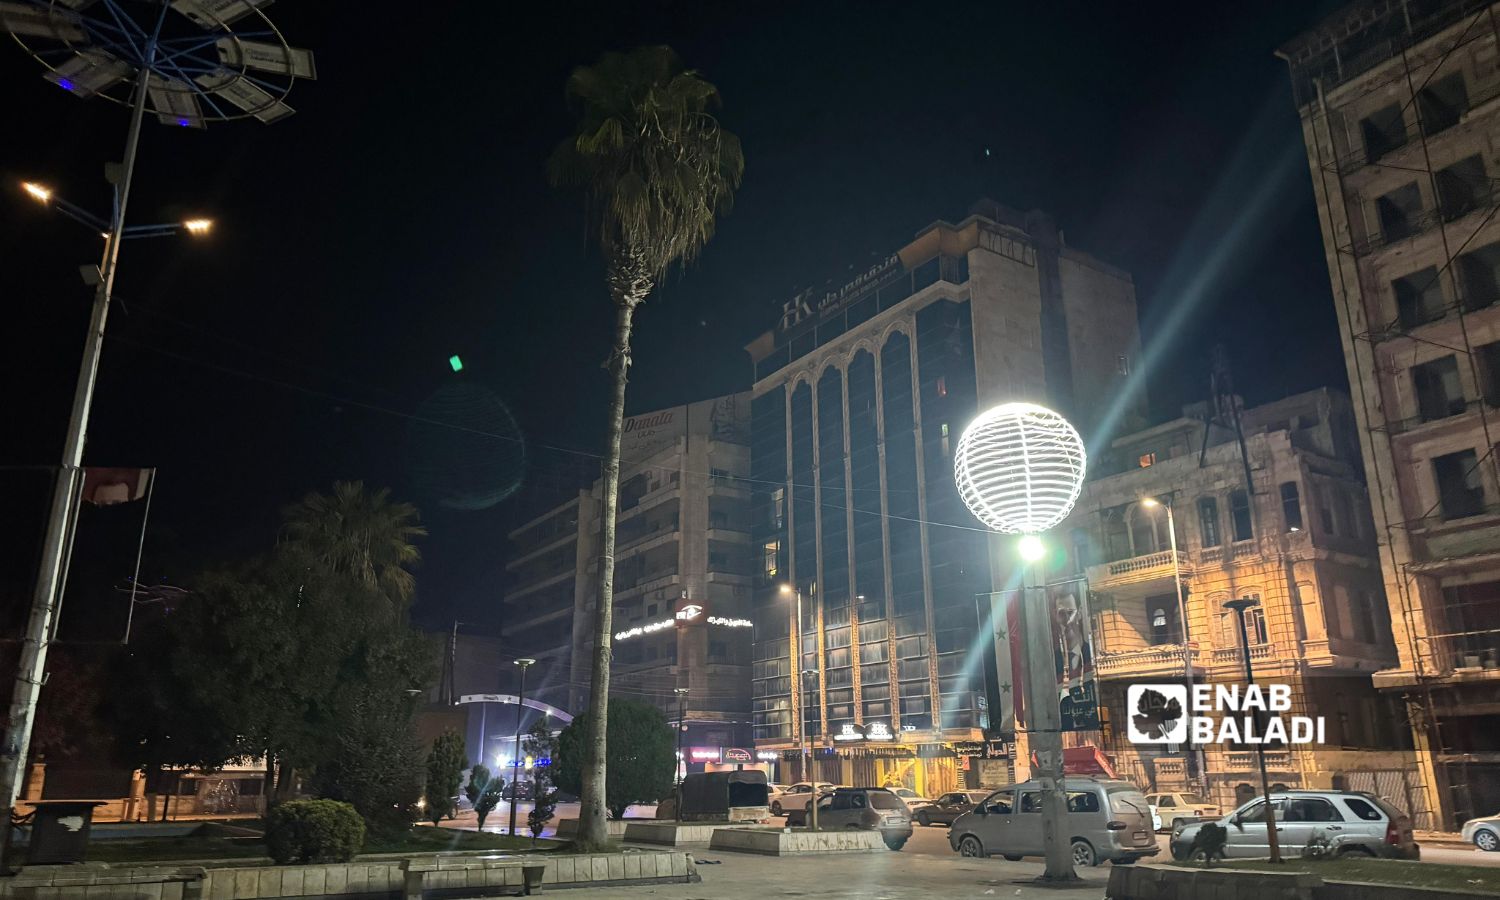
708;827;885;856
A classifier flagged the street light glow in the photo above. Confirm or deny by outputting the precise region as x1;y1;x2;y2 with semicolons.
779;583;793;595
21;182;51;203
1139;496;1161;509
182;218;213;235
1018;534;1045;562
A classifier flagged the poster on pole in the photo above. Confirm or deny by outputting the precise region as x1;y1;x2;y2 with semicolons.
1048;579;1100;732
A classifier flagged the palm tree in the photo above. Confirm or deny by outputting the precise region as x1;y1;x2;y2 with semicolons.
548;45;743;848
280;480;427;605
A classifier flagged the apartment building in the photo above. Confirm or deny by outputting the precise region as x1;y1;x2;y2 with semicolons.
1281;0;1500;826
502;395;757;764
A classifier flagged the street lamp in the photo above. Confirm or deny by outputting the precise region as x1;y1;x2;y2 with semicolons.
509;658;537;836
955;402;1087;884
1;0;314;847
673;687;689;820
1224;597;1281;863
1138;497;1207;797
779;583;818;833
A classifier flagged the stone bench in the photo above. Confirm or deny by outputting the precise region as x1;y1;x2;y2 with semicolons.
9;864;207;900
401;857;546;898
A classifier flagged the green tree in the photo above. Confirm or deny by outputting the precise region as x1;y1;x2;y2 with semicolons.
280;480;426;604
465;764;503;831
425;730;466;826
524;719;560;845
547;45;743;849
554;699;673;820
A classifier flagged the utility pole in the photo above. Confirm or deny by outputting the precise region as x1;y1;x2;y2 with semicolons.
1226;596;1281;863
673;687;689;819
509;658;536;836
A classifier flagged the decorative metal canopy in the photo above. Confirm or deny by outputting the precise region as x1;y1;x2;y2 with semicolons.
1;0;315;127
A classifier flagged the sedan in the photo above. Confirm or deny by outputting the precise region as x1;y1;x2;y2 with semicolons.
1462;812;1500;852
914;791;991;827
1146;791;1220;832
772;782;837;816
889;788;933;810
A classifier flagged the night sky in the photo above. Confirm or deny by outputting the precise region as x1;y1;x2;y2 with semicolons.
1;1;1347;636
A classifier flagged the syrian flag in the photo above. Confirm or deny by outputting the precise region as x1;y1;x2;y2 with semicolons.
82;468;155;506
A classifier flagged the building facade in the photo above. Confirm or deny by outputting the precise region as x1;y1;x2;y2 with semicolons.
502;394;758;770
1281;0;1500;827
1054;389;1423;820
745;200;1143;796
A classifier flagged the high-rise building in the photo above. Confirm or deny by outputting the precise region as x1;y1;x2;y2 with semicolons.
744;200;1143;796
1281;0;1500;827
502;394;758;771
1058;388;1423;820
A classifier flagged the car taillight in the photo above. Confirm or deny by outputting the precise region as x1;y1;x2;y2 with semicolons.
1107;821;1128;830
1384;821;1400;845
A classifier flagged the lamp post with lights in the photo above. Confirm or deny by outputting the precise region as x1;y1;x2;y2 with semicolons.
1138;497;1208;796
672;687;689;818
1;0;315;849
1225;596;1282;863
954;402;1087;883
778;583;818;832
508;658;537;836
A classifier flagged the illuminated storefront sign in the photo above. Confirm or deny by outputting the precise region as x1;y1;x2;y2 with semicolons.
707;616;751;628
688;747;721;762
613;618;674;641
756;750;779;762
722;748;753;762
833;722;895;742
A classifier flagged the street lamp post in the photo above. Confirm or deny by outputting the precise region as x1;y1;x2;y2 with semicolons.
1139;497;1208;797
779;584;817;832
0;1;314;853
955;402;1087;884
1225;596;1281;864
509;658;537;836
673;687;689;819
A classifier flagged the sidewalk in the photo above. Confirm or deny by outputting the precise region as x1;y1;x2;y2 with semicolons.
1416;830;1473;850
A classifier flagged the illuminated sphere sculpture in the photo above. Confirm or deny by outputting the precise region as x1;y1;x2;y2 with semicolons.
954;402;1087;534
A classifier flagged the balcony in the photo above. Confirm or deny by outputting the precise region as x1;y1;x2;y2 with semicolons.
1209;642;1277;667
1416;629;1500;679
1221;750;1295;772
1198;539;1256;566
1087;550;1193;599
1096;644;1204;680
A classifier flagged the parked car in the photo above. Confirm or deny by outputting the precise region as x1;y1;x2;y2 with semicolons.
772;782;837;816
914;791;991;827
786;787;913;850
1460;812;1500;852
1171;791;1420;861
948;777;1158;867
1146;791;1220;832
889;787;933;810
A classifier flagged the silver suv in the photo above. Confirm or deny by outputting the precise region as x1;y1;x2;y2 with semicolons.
947;777;1158;867
1171;790;1419;861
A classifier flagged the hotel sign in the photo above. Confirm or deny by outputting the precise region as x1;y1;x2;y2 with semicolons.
778;253;903;332
833;721;895;742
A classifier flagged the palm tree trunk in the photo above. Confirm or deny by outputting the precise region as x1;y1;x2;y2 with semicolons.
576;255;650;849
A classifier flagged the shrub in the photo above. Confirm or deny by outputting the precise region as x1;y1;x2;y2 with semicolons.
266;799;366;864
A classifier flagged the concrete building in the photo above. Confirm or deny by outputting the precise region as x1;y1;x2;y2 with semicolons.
501;394;758;772
744;200;1143;796
1053;388;1423;820
1280;0;1500;827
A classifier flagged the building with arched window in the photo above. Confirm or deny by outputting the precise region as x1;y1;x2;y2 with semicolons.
744;200;1143;795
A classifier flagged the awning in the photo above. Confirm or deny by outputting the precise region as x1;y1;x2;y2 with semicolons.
1063;746;1116;777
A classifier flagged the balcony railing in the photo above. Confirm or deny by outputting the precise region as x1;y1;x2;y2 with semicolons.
1417;628;1500;674
1210;642;1276;666
1103;549;1191;577
1383;398;1496;436
1097;644;1203;676
1198;539;1256;566
1222;750;1294;772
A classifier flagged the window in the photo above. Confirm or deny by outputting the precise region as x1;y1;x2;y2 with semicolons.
1139;452;1156;468
763;540;779;581
1280;482;1303;531
935;376;947;398
1319;486;1337;535
771;487;785;528
1284;798;1342;823
984;791;1013;814
1353;590;1380;644
1413;355;1466;422
1434;449;1485;519
940;422;950;457
1020;791;1043;813
1436;155;1488;221
1458;244;1500;312
1066;791;1101;813
1245;605;1268;645
1360;104;1407;161
1149;599;1181;646
647;603;658;617
1394;267;1447;328
1230;490;1253;541
1198;497;1221;547
709;640;728;660
1376;182;1423;243
1118;355;1130;375
1157;796;1177;809
1477;341;1500;406
1343;797;1383;822
1417;72;1469;136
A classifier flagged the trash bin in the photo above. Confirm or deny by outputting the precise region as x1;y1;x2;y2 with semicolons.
26;801;104;865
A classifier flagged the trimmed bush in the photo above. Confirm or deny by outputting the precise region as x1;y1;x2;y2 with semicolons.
266;799;366;864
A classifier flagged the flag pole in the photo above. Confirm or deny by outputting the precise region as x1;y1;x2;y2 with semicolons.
123;470;157;644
